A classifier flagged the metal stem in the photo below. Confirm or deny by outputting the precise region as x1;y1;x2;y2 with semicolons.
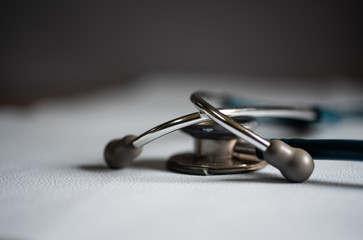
191;93;270;151
132;103;317;148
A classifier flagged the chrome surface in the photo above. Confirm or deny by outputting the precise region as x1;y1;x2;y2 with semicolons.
167;152;267;175
132;106;317;148
166;121;267;175
196;138;237;159
191;93;270;151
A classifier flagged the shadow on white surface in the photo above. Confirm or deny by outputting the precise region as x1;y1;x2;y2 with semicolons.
78;160;363;190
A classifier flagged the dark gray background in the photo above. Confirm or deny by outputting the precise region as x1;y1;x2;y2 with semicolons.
2;0;363;104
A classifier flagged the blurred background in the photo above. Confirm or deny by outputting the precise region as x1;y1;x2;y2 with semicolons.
1;3;363;239
1;0;363;105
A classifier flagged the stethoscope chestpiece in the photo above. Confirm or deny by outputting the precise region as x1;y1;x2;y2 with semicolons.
167;118;267;175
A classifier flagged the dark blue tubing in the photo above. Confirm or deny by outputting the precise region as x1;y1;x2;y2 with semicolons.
256;139;363;161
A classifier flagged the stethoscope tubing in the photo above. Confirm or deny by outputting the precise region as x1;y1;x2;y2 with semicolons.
258;139;363;161
132;92;363;161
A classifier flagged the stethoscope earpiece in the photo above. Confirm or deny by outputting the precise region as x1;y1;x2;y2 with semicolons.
263;140;314;182
104;135;142;169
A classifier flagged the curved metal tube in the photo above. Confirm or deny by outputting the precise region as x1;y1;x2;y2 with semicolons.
132;105;318;148
191;93;270;151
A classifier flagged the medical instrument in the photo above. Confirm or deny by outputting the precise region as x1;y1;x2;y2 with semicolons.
104;92;363;182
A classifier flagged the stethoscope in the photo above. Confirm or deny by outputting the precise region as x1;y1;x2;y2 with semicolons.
104;92;363;182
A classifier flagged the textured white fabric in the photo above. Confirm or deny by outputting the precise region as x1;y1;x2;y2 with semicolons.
1;74;363;240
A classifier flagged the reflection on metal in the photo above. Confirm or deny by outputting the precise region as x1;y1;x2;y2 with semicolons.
132;106;317;148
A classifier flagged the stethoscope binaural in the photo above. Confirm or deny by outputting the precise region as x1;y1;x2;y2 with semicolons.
104;92;363;182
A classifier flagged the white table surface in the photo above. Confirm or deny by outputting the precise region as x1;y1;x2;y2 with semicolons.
1;74;363;240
